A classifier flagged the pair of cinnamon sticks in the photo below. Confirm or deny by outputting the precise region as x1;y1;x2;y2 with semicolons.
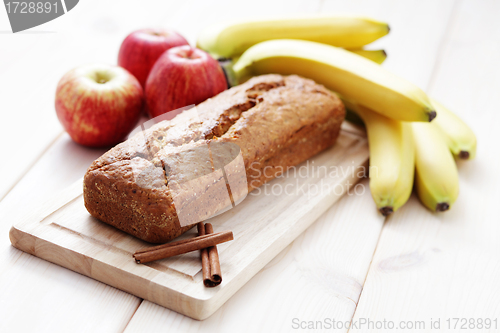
133;223;233;287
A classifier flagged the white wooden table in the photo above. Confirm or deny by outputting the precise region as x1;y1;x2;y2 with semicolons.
1;0;499;332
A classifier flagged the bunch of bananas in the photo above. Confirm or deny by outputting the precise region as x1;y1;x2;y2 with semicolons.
197;15;476;215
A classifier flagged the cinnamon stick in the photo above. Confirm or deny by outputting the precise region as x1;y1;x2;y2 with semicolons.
197;222;212;287
205;223;222;286
133;230;233;264
134;232;224;255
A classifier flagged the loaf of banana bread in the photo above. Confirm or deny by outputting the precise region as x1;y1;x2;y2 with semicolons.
83;74;345;243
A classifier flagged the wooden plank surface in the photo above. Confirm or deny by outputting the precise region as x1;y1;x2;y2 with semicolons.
124;178;384;332
351;1;500;331
9;126;369;320
3;0;496;332
0;134;142;333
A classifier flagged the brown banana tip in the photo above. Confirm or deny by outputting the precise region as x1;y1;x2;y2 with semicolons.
379;206;394;216
382;50;387;57
428;110;437;122
387;25;391;33
459;151;470;159
436;202;450;212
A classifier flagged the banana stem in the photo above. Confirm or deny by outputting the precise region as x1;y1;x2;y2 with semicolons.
217;58;239;88
379;207;394;216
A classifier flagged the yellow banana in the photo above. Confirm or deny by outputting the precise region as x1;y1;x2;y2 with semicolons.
349;101;414;215
431;98;477;159
220;49;386;88
197;15;390;59
348;49;387;64
233;39;435;122
412;122;459;212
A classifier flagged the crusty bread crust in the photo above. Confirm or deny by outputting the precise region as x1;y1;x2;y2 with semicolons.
83;74;345;243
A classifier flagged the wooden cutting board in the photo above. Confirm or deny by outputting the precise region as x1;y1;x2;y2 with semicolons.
9;123;368;320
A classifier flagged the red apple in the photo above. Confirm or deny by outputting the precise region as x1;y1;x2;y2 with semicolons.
55;64;143;147
118;28;189;88
146;45;227;118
